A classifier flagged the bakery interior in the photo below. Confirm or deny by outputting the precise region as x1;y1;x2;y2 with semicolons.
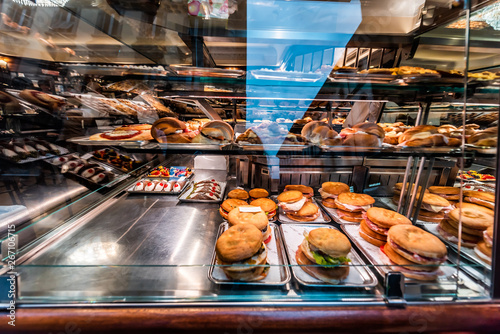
0;0;500;332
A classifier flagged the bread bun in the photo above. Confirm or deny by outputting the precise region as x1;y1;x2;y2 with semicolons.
337;209;363;222
336;193;375;212
250;198;277;215
307;228;351;258
455;202;494;216
284;185;314;198
447;208;493;231
387;225;447;263
383;243;439;274
359;220;386;247
366;207;411;228
286;202;320;222
301;121;331;143
417;210;445;223
249;188;269;199
151;117;187;143
277;190;303;203
296;247;349;284
322;182;350;195
320;130;342;146
438;219;481;244
227;189;249;200
220;199;248;220
398;125;438;145
322;197;337;208
216;224;263;262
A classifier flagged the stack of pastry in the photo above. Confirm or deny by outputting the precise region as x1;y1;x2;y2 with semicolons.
398;125;461;147
340;123;385;147
438;208;493;248
475;226;494;264
416;193;452;223
427;186;460;205
334;193;375;223
359;207;411;247
318;182;350;209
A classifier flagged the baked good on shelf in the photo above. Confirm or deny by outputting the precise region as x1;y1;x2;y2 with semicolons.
455;202;494;216
463;190;495;209
296;228;351;284
398;125;438;146
427;186;460;201
227;189;249;201
277;190;307;213
151;117;190;143
320;130;342;146
0;91;22;114
285;201;321;222
359;207;411;247
335;193;375;223
475;226;493;265
19;89;66;111
284;185;314;198
341;122;385;147
383;225;447;281
437;208;492;248
467;127;498;147
227;205;271;244
249;188;269;201
215;224;268;281
250;198;277;220
416;193;452;223
220;199;248;220
89;125;154;141
319;182;350;208
301;121;331;144
192;120;234;144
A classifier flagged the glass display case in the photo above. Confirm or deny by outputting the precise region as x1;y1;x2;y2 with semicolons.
0;0;499;332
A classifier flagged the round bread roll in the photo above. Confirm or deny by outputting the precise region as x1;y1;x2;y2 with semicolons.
284;185;314;197
352;122;385;139
420;193;450;208
447;208;493;231
286;201;320;222
296;247;349;284
227;205;271;242
475;241;492;264
277;190;304;203
301;121;331;143
383;244;439;280
398;125;437;145
445;217;487;237
417;210;445;223
250;198;276;215
307;228;351;258
249;188;269;199
151;117;186;143
387;225;447;264
343;132;382;147
320;130;342;146
194;120;234;144
322;182;350;195
336;193;375;212
322;197;337;208
455;202;494;217
215;224;263;263
338;210;363;222
428;186;460;195
366;207;411;228
359;220;386;247
227;189;249;200
439;219;482;244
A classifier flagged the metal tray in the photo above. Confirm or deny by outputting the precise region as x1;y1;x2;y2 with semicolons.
341;223;484;292
67;136;150;147
1;144;69;165
465;144;497;155
127;175;193;195
235;143;310;152
178;180;227;203
418;222;491;271
156;143;229;151
208;222;291;286
317;203;356;225
280;224;378;288
276;197;331;224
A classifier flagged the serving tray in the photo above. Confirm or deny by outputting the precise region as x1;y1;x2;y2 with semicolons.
126;175;193;195
178;181;227;203
341;223;485;297
208;222;291;286
280;224;378;288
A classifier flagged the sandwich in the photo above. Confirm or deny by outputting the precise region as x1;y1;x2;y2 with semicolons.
151;117;191;143
285;201;321;222
475;226;493;265
318;182;350;209
455;202;494;216
227;189;249;201
192;120;234;144
215;224;268;281
296;228;351;284
341;122;385;147
219;198;248;220
277;190;307;213
284;185;314;198
392;183;427;205
416;193;453;223
249;188;269;201
463;190;495;210
335;192;375;223
250;198;277;220
437;208;493;248
427;186;460;201
227;205;271;244
382;225;447;281
359;207;411;247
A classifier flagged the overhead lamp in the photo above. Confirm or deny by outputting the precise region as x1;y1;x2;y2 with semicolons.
12;0;69;7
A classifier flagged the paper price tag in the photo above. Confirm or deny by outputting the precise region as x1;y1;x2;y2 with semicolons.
239;206;262;213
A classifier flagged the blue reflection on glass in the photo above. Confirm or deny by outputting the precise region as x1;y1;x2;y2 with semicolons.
246;0;362;155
